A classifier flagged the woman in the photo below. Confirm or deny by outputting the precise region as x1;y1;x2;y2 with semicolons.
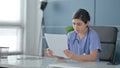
45;8;102;61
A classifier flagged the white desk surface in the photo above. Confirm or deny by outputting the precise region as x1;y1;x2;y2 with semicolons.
0;55;120;68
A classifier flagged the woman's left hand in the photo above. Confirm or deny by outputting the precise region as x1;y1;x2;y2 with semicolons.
64;49;74;58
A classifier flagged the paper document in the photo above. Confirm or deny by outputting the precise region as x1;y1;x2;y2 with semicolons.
45;33;68;58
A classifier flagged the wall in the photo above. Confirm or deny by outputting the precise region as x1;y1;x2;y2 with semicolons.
43;0;120;39
95;0;120;40
44;0;94;34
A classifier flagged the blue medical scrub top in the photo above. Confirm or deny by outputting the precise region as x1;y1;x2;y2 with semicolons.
67;28;102;61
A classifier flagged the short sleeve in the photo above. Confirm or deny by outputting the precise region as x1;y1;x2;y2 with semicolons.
89;30;102;52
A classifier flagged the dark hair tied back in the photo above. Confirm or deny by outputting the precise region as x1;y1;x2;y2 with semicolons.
72;8;90;24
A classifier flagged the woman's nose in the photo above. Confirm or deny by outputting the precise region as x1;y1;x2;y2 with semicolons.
74;25;78;29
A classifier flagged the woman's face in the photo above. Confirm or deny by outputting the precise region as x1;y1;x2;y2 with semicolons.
72;19;88;33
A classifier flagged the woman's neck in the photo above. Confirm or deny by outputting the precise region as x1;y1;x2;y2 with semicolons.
79;27;88;35
78;27;88;40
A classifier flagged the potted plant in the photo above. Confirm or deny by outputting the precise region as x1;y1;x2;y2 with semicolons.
65;25;74;33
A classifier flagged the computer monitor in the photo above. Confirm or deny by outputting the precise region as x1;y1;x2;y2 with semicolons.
110;40;120;65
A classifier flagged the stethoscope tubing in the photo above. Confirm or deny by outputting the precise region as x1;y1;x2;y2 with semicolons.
72;27;90;53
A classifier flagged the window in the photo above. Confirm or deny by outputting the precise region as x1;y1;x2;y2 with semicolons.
0;0;24;53
0;28;21;52
0;0;20;22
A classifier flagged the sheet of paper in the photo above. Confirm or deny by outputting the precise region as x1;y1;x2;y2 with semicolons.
45;33;68;58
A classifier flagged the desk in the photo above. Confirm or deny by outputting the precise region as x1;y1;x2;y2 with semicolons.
0;55;120;68
0;55;56;68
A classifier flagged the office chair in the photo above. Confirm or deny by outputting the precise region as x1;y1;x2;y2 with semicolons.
91;26;118;61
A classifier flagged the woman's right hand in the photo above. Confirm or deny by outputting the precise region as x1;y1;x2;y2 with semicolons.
44;48;65;59
44;48;54;57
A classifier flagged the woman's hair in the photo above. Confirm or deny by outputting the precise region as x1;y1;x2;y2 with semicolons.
72;8;90;24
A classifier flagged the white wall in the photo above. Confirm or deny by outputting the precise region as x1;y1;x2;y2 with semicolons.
23;0;43;56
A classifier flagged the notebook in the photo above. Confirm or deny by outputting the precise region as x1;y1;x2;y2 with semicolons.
45;33;68;58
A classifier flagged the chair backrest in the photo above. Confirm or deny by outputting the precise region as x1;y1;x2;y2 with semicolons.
91;26;118;61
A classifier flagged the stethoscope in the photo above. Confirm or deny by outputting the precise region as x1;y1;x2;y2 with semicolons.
72;27;90;53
